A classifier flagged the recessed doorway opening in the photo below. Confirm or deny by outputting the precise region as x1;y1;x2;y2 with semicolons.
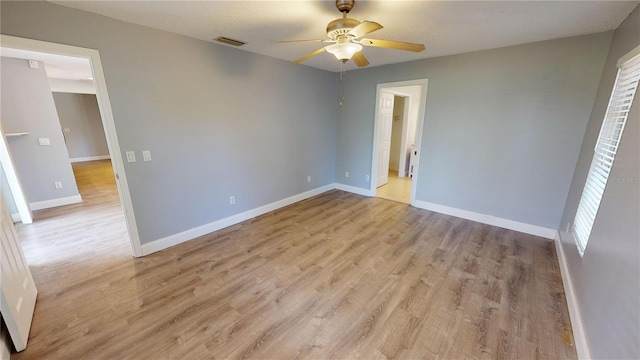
371;79;428;206
0;35;142;257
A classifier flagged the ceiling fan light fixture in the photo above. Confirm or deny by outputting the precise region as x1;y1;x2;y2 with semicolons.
326;42;362;61
282;0;424;68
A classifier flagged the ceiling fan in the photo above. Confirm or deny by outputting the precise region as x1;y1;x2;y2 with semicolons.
277;0;425;67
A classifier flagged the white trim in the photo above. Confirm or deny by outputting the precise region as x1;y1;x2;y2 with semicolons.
413;200;557;239
10;213;21;223
29;194;82;211
0;129;33;224
69;155;111;163
371;79;428;207
141;184;335;256
335;183;374;197
617;44;640;67
1;35;143;257
555;231;591;359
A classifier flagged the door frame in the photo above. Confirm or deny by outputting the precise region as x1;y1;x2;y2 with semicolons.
370;79;428;206
0;126;33;224
1;35;143;257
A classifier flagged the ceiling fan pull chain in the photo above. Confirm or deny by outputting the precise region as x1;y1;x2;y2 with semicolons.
339;62;345;107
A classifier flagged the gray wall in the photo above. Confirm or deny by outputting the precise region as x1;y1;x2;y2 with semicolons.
336;33;612;230
1;1;337;244
558;6;640;359
1;57;80;204
53;93;110;160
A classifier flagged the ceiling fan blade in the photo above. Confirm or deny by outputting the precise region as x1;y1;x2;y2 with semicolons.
273;39;331;44
360;38;425;52
292;47;327;64
352;51;369;67
349;20;383;39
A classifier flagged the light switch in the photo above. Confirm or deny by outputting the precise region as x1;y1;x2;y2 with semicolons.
142;150;152;162
63;128;71;133
38;138;51;146
126;151;136;162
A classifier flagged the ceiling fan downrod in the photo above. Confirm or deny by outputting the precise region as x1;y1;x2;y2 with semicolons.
335;0;355;14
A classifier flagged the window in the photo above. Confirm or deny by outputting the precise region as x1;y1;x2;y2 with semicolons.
573;48;640;256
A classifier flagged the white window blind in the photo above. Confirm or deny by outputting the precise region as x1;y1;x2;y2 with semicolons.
573;52;640;256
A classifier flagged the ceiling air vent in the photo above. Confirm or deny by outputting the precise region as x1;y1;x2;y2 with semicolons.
214;36;246;47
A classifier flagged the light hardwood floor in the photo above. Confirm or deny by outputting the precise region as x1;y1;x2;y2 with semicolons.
13;160;577;359
377;171;412;204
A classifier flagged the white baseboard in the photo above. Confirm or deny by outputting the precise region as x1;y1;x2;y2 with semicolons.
69;155;110;163
11;212;21;223
413;200;557;239
30;194;82;211
335;183;374;197
141;184;336;256
555;231;591;359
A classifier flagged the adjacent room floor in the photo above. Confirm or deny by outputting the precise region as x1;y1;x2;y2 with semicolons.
13;163;577;359
376;170;412;204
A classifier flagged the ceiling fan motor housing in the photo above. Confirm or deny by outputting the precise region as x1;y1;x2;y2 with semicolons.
327;17;360;40
335;0;355;14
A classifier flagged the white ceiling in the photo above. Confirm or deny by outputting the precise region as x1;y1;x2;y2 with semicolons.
32;1;640;73
0;0;640;76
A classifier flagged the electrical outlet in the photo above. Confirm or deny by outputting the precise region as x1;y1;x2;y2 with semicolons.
54;181;62;189
365;174;370;182
229;196;235;205
307;176;311;183
345;171;350;178
38;138;51;146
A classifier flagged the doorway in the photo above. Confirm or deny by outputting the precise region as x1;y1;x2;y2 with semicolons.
371;79;428;206
0;35;142;257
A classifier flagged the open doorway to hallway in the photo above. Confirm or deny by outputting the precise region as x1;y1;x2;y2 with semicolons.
0;35;142;259
0;46;132;260
376;94;412;204
0;38;141;354
372;79;428;205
